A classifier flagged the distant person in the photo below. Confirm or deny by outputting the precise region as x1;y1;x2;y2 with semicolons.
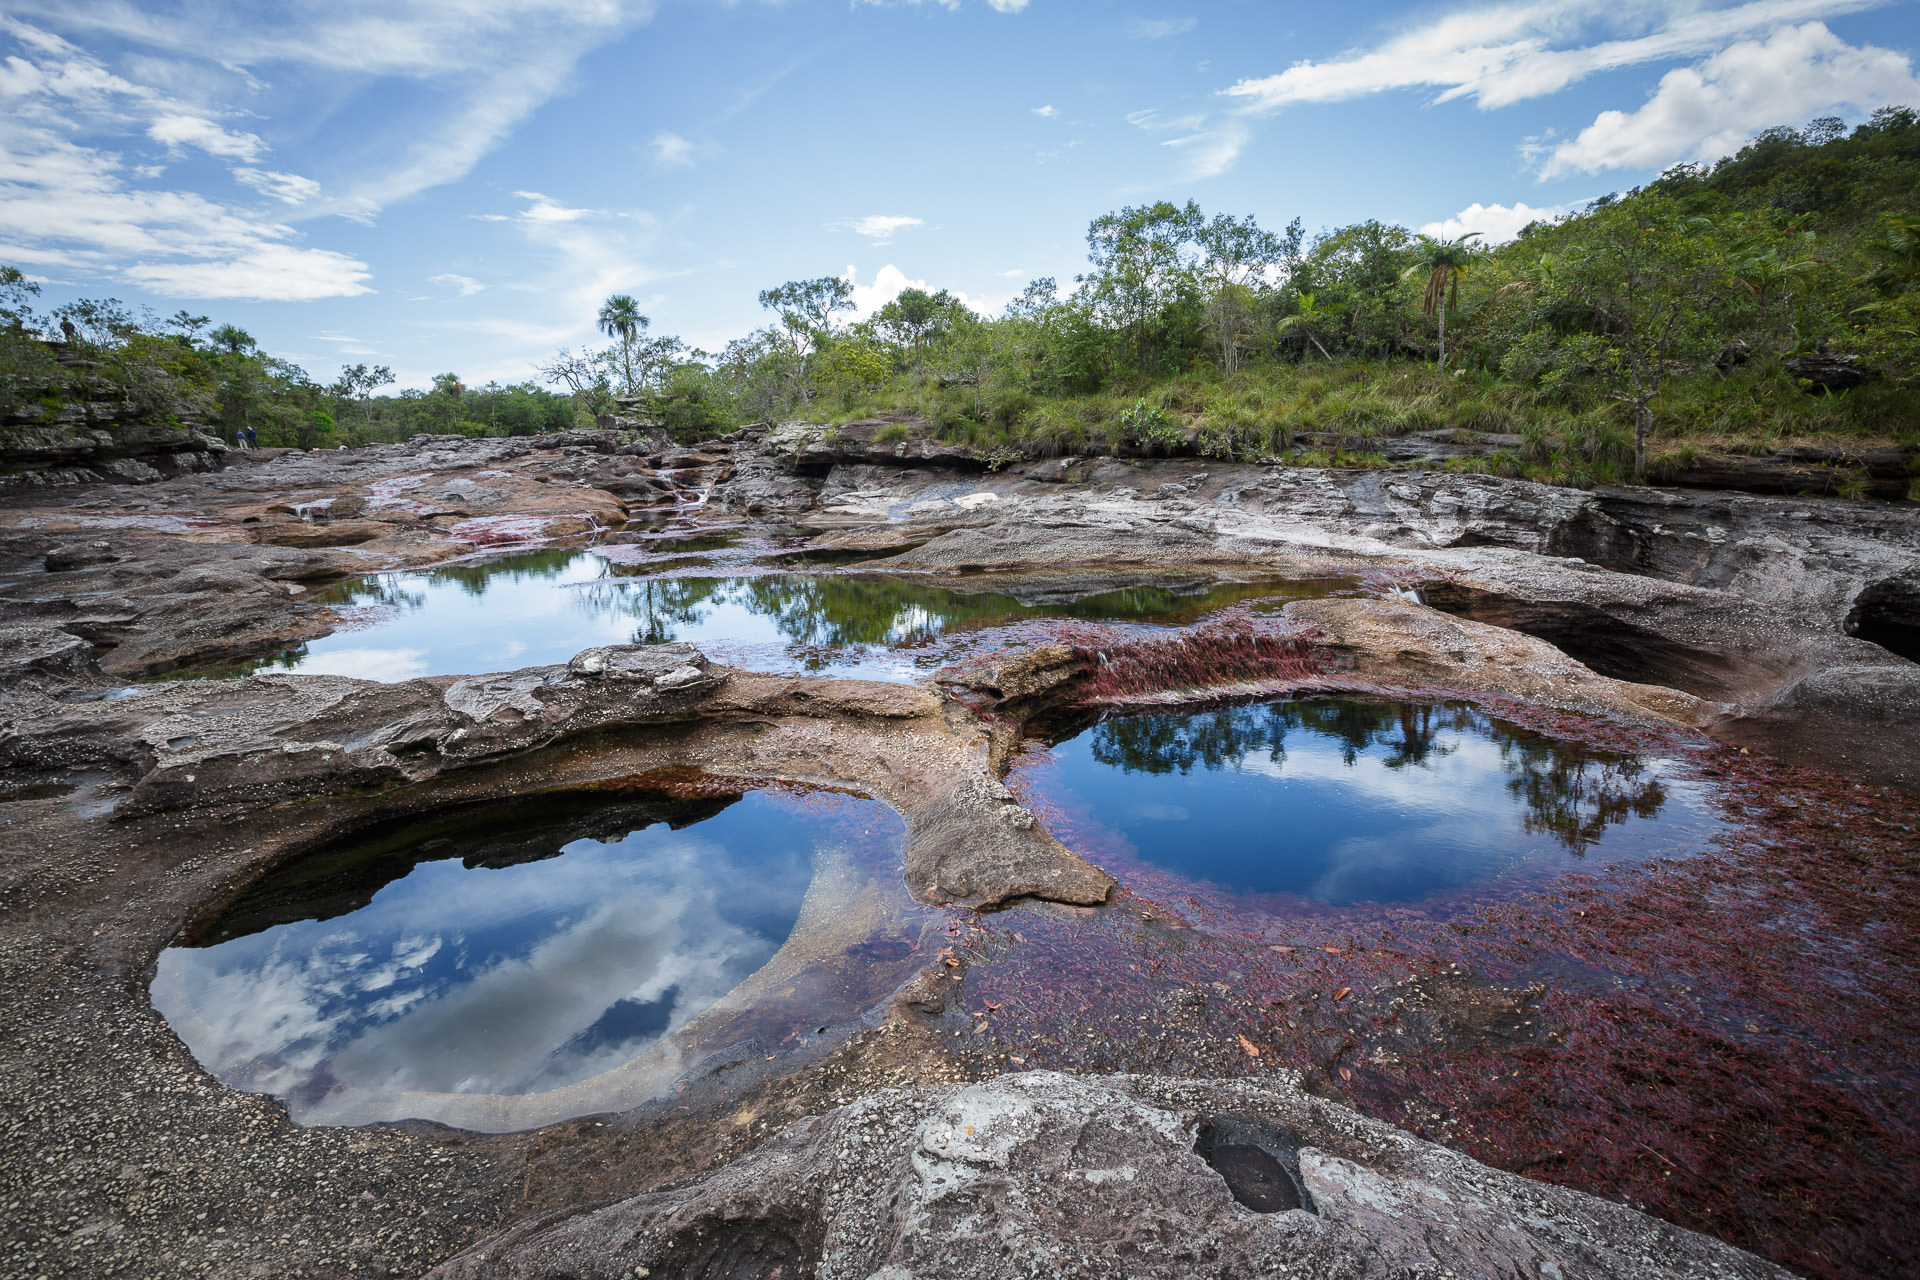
244;425;258;449
59;317;77;344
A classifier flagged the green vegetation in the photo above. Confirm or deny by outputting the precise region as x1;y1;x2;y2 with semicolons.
710;108;1920;490
0;271;581;449
5;108;1918;488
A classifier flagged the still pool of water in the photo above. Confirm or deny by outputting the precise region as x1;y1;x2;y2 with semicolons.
211;546;1351;682
152;784;928;1131
1019;698;1722;915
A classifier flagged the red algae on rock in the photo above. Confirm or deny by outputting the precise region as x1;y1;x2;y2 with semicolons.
961;694;1920;1280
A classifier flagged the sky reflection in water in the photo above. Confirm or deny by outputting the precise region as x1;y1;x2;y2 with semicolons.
1030;699;1722;911
152;791;866;1123
227;546;1345;682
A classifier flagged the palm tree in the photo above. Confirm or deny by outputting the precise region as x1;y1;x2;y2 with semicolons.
1275;291;1337;362
1402;233;1482;372
209;323;255;357
597;295;648;395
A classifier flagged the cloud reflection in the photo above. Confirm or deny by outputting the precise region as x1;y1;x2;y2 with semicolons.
153;794;821;1116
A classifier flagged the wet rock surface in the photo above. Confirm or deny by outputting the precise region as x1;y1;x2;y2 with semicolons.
3;427;1918;1279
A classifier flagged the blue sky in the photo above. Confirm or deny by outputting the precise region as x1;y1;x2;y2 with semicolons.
4;0;1918;389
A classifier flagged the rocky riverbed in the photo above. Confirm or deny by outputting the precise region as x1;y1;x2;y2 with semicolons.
2;425;1916;1279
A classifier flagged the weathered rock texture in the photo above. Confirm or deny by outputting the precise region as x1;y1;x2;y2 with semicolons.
427;1070;1790;1280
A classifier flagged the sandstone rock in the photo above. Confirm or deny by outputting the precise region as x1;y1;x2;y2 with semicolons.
426;1071;1790;1280
1283;595;1715;728
938;643;1084;704
904;774;1112;909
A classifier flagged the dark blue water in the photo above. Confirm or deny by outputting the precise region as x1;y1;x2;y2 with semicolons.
152;787;913;1129
1026;699;1721;911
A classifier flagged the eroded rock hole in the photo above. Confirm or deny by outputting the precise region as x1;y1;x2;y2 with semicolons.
1196;1118;1314;1214
1845;573;1920;664
650;1214;822;1280
1421;582;1749;698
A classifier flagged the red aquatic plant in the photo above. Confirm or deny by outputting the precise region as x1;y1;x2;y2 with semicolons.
1065;620;1330;702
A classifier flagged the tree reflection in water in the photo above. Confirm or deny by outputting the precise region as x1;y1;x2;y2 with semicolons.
581;574;1331;654
1084;698;1667;854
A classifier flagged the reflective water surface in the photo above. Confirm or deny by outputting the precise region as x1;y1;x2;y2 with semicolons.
152;783;928;1130
1021;698;1721;913
209;545;1352;682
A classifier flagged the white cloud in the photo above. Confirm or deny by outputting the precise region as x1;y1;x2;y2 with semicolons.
1420;200;1570;242
1159;120;1251;180
840;264;1008;321
146;113;263;161
1220;0;1886;115
290;647;429;681
7;2;669;223
987;0;1030;10
0;18;371;300
512;190;593;222
233;167;321;205
428;273;486;297
1128;17;1197;39
1539;21;1920;175
473;190;670;353
650;131;696;168
1032;103;1058;117
1127;106;1247;179
836;214;927;244
122;245;371;300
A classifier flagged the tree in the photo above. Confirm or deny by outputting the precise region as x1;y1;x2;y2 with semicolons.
0;266;40;334
429;373;465;433
1275;291;1336;361
538;346;612;406
597;295;649;395
166;311;210;346
210;324;256;357
874;287;968;360
757;276;854;406
1551;197;1731;481
1194;212;1291;373
1402;233;1483;373
1079;200;1203;372
333;363;395;430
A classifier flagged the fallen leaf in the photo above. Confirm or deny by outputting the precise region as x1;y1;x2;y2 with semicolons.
973;1022;989;1035
1268;945;1294;953
1237;1034;1261;1059
1339;1066;1352;1081
1334;986;1351;1001
1322;946;1344;955
945;958;960;967
983;1000;1002;1010
1013;933;1027;943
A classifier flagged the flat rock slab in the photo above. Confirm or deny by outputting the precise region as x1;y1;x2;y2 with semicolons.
428;1070;1792;1280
